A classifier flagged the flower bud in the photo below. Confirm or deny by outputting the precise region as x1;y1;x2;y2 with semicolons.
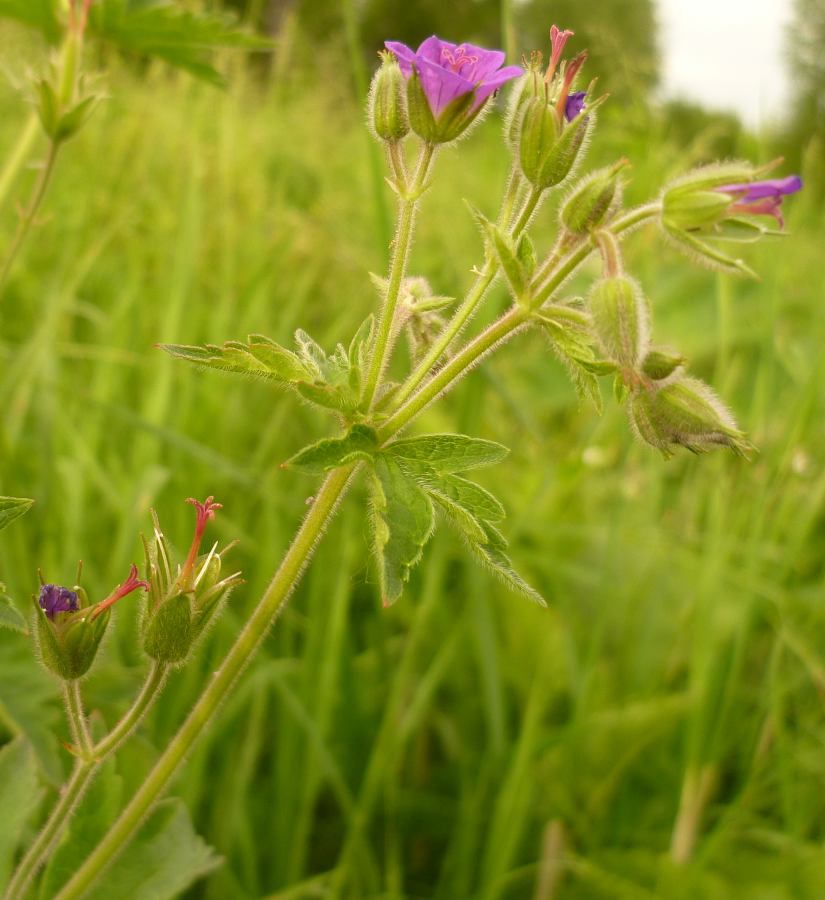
33;567;147;681
560;159;629;234
629;376;752;458
369;52;409;142
504;64;545;149
588;276;649;370
641;347;685;382
141;498;242;666
519;96;590;190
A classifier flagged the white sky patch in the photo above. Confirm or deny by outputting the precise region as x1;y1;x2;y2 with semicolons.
657;0;793;129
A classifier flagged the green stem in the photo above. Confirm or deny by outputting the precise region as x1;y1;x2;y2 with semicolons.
378;307;531;441
390;183;541;411
361;143;435;410
56;200;663;900
54;465;357;900
93;663;167;758
0;140;60;297
64;681;93;758
3;664;168;899
0;113;40;214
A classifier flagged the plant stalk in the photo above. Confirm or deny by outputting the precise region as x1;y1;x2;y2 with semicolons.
3;664;167;899
54;201;663;899
361;142;435;410
0;140;60;297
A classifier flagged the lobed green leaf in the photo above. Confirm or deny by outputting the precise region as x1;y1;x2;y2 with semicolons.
370;457;434;606
286;425;378;475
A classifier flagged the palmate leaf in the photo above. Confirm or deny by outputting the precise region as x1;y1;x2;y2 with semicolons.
370;457;434;606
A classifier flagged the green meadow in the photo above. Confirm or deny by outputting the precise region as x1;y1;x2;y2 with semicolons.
1;12;825;898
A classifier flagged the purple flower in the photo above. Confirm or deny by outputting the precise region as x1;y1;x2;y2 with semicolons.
39;584;78;620
385;36;522;118
565;91;587;122
714;175;803;228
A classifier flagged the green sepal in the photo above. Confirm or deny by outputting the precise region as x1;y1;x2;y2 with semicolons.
370;457;435;606
286;424;378;474
142;592;193;665
406;68;482;144
588;275;650;370
53;94;100;143
663;224;758;278
33;600;110;682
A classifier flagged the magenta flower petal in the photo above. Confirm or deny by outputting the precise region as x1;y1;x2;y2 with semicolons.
565;90;587;122
385;34;522;123
39;584;79;620
384;40;416;76
472;65;526;108
416;35;445;64
415;55;475;116
716;175;803;202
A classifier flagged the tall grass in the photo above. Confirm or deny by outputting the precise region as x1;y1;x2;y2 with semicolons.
1;31;824;898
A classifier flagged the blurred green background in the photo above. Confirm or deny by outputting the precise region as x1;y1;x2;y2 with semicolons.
1;0;824;897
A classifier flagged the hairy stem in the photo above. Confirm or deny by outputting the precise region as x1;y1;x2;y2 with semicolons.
54;465;357;900
0;113;40;214
56;201;663;899
4;664;168;899
0;140;60;297
92;663;167;758
64;681;93;758
361;142;435;409
390;180;542;410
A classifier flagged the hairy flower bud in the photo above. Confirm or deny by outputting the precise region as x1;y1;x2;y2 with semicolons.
369;52;409;142
33;567;147;681
141;498;242;666
641;347;685;381
560;159;628;234
588;276;649;370
629;376;752;458
519;96;590;190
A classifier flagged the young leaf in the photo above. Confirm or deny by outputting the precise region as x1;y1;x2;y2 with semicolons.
159;338;310;383
0;496;34;532
473;209;528;300
286;425;378;474
385;434;509;474
370;457;435;605
0;588;28;633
